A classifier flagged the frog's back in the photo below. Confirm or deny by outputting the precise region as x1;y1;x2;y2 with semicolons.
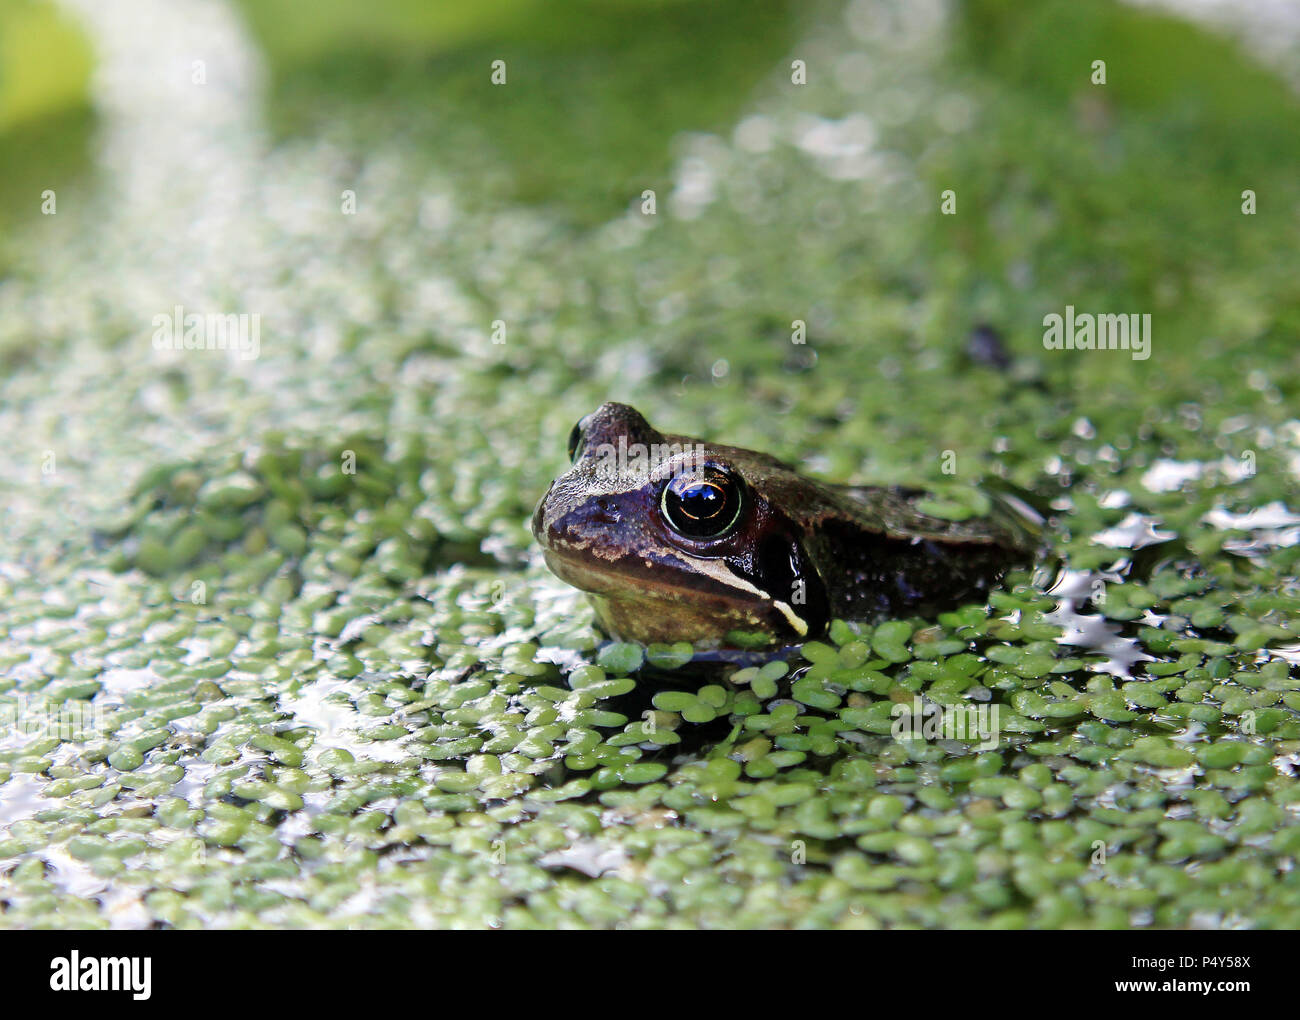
808;484;1042;619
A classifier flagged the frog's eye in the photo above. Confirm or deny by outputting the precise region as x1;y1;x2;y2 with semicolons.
567;416;591;463
661;467;744;540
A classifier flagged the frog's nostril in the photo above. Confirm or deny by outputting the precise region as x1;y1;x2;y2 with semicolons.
592;498;621;525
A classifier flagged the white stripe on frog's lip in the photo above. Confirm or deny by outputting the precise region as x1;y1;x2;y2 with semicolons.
776;603;809;637
684;556;809;637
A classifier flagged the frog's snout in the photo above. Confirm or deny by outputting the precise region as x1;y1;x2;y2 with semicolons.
530;484;554;542
534;494;620;551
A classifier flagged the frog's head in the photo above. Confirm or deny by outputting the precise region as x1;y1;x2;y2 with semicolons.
531;402;829;648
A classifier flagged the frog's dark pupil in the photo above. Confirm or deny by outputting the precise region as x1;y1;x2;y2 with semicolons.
662;469;742;539
677;483;724;519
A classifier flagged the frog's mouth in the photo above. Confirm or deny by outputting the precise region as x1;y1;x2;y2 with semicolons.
538;546;811;645
539;546;754;606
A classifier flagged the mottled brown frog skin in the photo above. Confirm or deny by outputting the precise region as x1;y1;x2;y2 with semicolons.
532;402;1041;649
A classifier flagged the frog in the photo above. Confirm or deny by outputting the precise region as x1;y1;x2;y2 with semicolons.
531;402;1042;649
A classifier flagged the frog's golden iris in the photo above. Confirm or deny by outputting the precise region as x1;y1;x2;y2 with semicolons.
532;402;1042;650
660;468;743;540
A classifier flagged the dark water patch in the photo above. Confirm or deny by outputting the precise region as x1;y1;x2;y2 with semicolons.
240;0;804;225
